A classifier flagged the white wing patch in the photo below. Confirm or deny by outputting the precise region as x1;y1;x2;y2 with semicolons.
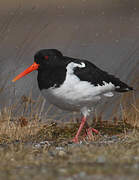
66;62;85;75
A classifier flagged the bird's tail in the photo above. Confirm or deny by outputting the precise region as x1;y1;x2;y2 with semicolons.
115;83;134;92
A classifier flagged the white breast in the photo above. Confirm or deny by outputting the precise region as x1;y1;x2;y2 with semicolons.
41;62;115;112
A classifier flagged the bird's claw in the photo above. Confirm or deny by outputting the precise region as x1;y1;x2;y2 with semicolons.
83;127;99;138
72;137;79;143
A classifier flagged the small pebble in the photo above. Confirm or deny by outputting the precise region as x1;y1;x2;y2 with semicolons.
34;141;51;148
111;135;118;140
34;144;41;148
56;147;65;150
133;163;139;169
133;156;139;161
78;172;86;177
96;155;106;163
58;168;67;174
58;150;67;157
48;151;56;157
41;141;51;146
66;178;72;180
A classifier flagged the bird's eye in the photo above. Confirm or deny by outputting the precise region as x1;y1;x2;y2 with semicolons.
45;56;49;60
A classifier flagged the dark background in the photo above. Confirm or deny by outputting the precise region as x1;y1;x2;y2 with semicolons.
0;0;138;119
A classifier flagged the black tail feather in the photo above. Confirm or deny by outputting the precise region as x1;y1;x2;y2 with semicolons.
115;85;134;92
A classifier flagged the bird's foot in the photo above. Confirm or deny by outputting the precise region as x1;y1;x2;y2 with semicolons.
84;127;99;138
87;127;99;135
72;128;99;143
72;137;79;143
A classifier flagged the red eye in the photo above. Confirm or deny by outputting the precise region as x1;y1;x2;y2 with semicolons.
45;56;49;60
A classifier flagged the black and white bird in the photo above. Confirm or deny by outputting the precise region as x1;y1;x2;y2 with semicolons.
12;49;133;143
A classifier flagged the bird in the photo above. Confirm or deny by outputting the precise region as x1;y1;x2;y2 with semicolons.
12;49;133;143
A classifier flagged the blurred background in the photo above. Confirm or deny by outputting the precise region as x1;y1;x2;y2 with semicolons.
0;0;138;120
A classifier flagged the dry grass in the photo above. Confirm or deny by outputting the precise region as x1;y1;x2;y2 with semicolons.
120;97;139;128
0;94;138;143
0;94;138;180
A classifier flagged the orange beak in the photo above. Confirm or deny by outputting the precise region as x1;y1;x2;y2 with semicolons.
12;62;39;82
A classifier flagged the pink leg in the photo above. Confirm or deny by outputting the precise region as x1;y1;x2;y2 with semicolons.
84;127;99;138
72;116;87;143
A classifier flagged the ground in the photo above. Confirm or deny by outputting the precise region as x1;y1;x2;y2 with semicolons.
0;95;138;180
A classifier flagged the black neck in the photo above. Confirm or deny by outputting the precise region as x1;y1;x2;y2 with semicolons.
37;64;67;90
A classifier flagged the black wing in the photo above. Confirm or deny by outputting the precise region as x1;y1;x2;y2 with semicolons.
73;59;133;92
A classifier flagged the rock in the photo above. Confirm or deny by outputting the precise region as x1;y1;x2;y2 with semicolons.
111;136;119;140
78;172;86;177
56;147;65;150
96;155;106;163
58;150;67;157
58;168;67;174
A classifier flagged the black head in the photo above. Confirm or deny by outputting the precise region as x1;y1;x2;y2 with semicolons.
34;49;67;90
12;49;64;82
34;49;63;69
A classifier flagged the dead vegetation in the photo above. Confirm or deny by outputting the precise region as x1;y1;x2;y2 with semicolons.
0;94;138;180
0;93;138;144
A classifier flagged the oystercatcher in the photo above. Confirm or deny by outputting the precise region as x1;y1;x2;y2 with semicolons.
12;49;133;143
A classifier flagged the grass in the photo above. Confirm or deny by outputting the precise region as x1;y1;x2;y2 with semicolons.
0;93;138;180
